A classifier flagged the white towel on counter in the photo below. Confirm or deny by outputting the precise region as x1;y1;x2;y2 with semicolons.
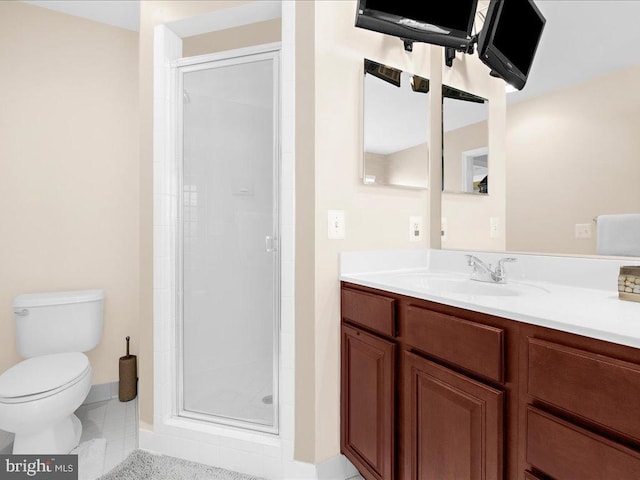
597;214;640;256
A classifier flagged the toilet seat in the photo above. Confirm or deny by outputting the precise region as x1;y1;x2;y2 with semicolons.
0;353;90;404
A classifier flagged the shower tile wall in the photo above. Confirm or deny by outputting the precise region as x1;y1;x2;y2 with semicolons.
182;60;276;426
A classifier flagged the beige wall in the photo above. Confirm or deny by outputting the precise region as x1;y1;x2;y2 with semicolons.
312;0;433;460
441;53;507;252
363;152;389;185
364;144;429;188
442;119;502;251
182;18;281;57
506;65;640;255
386;143;428;188
0;2;139;384
443;121;488;193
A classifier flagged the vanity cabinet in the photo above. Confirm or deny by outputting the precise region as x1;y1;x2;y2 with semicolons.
341;282;640;480
341;284;515;480
341;289;397;480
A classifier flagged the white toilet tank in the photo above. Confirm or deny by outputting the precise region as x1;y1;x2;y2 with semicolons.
13;290;104;358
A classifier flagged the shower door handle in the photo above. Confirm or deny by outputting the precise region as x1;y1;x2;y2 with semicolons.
265;236;278;253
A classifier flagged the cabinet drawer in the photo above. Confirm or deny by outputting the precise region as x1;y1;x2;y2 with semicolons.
528;338;640;441
526;406;640;479
342;288;396;337
405;305;504;383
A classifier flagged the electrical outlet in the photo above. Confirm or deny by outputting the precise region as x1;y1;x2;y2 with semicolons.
409;216;423;242
490;217;499;239
441;217;448;241
575;223;592;239
327;210;345;239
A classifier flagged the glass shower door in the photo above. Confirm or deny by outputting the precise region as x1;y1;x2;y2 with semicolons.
178;50;279;432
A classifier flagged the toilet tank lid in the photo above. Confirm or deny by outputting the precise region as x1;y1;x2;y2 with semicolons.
13;289;104;308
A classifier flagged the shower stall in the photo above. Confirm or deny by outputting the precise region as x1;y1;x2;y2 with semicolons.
175;47;280;433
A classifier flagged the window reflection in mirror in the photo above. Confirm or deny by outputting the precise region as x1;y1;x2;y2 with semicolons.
363;59;429;189
462;148;488;194
442;85;489;195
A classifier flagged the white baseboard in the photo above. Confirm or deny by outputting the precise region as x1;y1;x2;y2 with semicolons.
316;454;359;480
139;427;356;480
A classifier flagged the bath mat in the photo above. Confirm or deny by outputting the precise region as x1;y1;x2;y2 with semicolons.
98;449;264;480
71;438;107;480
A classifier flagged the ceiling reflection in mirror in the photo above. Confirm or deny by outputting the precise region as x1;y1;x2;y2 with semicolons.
363;59;429;189
442;86;489;195
443;1;640;257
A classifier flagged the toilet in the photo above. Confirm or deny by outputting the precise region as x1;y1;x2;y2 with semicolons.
0;290;104;454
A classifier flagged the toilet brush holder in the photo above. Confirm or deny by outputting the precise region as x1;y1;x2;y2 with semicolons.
119;336;137;402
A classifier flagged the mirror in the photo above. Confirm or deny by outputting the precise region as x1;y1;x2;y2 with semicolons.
363;59;429;189
443;2;640;257
442;86;489;194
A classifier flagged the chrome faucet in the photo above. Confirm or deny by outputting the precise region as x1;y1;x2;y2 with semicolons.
466;255;517;284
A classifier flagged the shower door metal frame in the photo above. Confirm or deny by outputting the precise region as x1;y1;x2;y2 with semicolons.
173;43;281;435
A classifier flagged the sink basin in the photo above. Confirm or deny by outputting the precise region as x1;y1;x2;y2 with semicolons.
387;272;549;297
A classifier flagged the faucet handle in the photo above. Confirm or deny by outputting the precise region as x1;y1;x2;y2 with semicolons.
496;257;517;274
493;257;517;283
497;257;517;269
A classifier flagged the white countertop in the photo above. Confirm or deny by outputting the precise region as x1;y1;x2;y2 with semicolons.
340;249;640;349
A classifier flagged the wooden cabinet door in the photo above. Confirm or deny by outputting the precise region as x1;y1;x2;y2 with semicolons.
341;324;396;480
403;351;504;480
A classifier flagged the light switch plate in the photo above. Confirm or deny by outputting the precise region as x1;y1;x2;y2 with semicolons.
409;216;423;242
328;210;345;239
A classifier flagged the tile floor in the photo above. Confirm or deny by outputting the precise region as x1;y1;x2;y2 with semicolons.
0;399;369;480
0;397;138;476
75;397;139;472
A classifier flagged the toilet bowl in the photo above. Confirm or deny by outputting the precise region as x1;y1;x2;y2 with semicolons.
0;290;103;454
0;353;92;454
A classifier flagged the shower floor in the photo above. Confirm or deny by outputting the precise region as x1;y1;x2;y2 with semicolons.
183;358;274;427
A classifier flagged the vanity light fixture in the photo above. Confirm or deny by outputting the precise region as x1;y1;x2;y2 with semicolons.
411;75;430;94
364;59;401;87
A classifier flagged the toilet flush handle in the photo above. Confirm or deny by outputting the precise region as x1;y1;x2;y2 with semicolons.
14;309;29;317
